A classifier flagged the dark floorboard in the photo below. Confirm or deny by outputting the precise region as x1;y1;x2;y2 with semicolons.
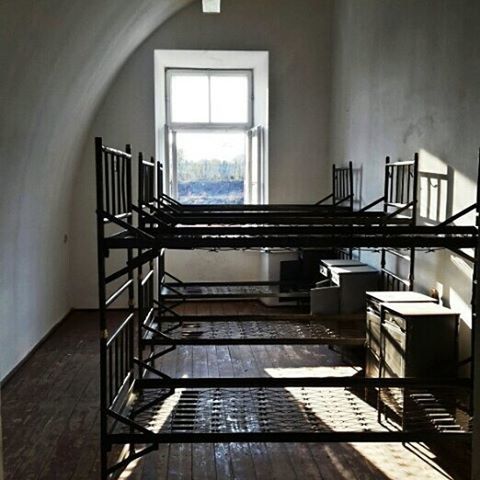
2;302;470;479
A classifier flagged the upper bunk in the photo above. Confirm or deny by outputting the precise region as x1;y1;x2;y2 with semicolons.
139;153;417;226
95;137;479;252
154;161;354;216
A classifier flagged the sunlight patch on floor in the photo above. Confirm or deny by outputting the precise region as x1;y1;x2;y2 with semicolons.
118;452;141;479
265;366;453;480
116;386;186;478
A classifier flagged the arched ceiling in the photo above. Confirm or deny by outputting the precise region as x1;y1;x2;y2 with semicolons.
0;0;192;379
1;0;192;199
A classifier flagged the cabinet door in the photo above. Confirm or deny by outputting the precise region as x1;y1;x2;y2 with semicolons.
382;321;406;378
366;309;381;359
366;310;381;378
366;350;380;378
408;315;458;376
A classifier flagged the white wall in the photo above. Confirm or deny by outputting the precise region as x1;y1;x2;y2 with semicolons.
329;6;480;467
71;0;334;308
0;393;3;480
0;0;190;382
330;0;480;370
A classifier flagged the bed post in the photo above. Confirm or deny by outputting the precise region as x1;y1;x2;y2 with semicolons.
332;163;336;206
380;156;390;289
472;148;480;480
157;161;163;204
95;137;109;480
349;161;354;211
137;152;144;382
125;144;135;456
126;143;134;341
409;152;419;291
155;160;163;327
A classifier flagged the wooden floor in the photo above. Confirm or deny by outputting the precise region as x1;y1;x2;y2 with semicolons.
1;302;470;480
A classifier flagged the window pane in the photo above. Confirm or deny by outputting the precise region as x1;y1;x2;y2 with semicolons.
176;131;246;204
170;74;209;123
210;75;249;123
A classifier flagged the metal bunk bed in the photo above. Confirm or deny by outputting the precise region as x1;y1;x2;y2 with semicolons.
140;155;356;305
145;154;418;307
143;152;420;345
331;154;420;290
322;154;419;290
95;137;476;479
155;159;354;215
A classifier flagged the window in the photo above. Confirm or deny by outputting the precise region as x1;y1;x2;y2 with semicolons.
165;68;264;204
155;50;268;205
167;70;251;126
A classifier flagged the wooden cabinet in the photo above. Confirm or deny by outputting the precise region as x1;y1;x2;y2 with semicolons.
365;291;437;378
367;299;459;429
380;302;459;378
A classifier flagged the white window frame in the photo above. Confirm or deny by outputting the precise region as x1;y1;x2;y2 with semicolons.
165;68;254;201
166;68;254;130
154;50;269;204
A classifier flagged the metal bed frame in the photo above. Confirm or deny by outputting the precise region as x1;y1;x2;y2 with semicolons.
155;160;354;214
379;155;419;291
141;157;420;388
160;163;416;315
143;153;418;308
95;137;478;479
330;154;419;290
139;154;356;307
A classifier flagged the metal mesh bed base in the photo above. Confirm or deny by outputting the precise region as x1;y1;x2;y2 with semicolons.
146;315;364;345
161;285;309;299
111;386;470;443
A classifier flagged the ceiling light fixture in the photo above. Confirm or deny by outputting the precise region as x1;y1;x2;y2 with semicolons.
202;0;221;14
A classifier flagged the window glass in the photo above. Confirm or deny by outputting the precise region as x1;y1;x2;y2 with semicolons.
170;74;209;123
210;75;249;124
176;131;246;204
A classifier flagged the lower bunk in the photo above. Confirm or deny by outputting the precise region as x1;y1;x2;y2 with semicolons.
112;381;471;443
160;281;310;301
105;378;471;478
142;313;365;346
102;313;472;479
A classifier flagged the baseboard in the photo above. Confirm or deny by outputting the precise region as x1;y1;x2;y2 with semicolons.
0;308;73;387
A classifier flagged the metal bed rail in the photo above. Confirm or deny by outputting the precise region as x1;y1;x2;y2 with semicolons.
380;154;419;291
332;161;354;209
381;269;410;291
105;314;135;411
103;224;478;250
98;143;133;224
138;153;156;230
154;161;353;215
136;376;471;390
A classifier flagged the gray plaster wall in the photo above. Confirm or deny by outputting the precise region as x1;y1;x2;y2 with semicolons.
330;0;480;367
71;0;334;308
0;0;190;382
0;394;3;479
